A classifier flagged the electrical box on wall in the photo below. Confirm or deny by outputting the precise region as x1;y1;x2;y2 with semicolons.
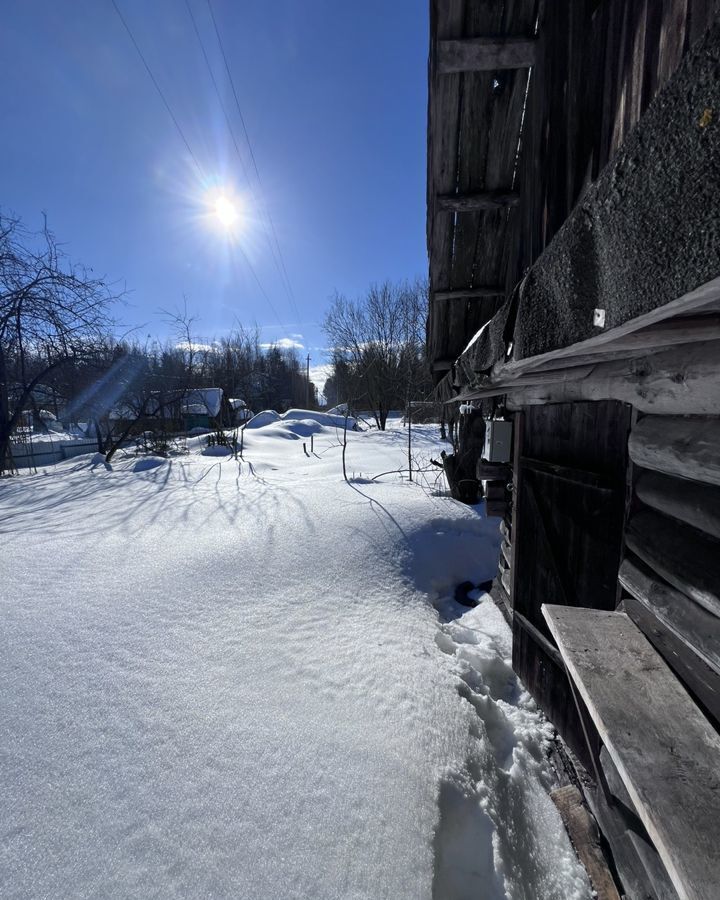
482;419;513;463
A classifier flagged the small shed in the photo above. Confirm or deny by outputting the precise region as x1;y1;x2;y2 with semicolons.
181;388;223;431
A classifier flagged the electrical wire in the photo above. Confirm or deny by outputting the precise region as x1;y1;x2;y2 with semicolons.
205;0;301;322
110;0;205;181
183;0;300;322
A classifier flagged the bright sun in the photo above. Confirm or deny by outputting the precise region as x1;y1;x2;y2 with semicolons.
214;195;238;228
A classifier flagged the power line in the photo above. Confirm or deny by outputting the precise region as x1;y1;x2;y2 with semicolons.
109;0;296;345
183;0;300;322
110;0;205;180
205;0;301;322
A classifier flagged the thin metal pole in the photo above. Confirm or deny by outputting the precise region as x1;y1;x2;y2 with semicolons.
305;353;311;408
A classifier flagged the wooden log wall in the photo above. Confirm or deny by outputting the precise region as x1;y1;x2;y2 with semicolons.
621;414;720;729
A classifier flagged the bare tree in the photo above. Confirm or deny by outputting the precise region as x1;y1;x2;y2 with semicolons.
323;279;430;430
0;214;117;472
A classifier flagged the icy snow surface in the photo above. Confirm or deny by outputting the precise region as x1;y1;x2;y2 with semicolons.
0;421;591;900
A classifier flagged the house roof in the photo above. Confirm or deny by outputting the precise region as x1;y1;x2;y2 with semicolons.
181;388;222;417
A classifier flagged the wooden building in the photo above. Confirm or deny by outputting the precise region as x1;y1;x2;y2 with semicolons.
426;3;720;898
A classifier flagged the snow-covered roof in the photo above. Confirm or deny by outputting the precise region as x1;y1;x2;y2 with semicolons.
181;388;223;417
228;398;247;409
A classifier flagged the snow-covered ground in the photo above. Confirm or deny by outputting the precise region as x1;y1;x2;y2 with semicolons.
0;417;591;899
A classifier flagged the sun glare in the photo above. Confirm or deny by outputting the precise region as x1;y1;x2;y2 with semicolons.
214;195;238;228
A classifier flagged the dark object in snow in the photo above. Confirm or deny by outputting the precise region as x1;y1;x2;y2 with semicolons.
477;579;494;595
454;581;478;607
441;451;481;504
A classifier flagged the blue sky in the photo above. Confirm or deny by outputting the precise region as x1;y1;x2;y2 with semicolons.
1;0;429;384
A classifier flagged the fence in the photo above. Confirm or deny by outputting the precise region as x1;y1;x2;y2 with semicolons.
9;438;98;469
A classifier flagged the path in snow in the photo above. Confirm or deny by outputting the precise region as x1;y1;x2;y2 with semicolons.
0;421;591;899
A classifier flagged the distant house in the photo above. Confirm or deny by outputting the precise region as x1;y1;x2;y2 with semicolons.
181;388;223;431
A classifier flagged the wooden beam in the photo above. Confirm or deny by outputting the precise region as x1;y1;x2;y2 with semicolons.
550;785;621;900
495;275;720;380
433;287;505;301
436;191;520;213
521;315;720;375
596;748;681;899
495;341;720;414
426;0;464;353
619;558;720;676
629;416;720;487
542;605;720;900
489;578;512;624
625;509;720;618
635;470;720;540
514;611;563;667
520;456;615;492
438;37;537;73
622;592;720;728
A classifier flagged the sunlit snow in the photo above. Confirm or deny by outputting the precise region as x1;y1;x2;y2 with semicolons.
0;417;591;899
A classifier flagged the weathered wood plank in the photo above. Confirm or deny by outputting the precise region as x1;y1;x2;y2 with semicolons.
426;0;464;363
550;785;621;900
619;558;720;674
438;37;538;73
498;341;720;414
514;610;562;667
597;747;681;900
436;190;520;212
629;416;720;487
501;565;511;596
635;469;720;540
501;538;512;567
520;456;615;492
585;779;681;900
513;612;601;772
445;1;535;357
433;287;505;301
626;508;720;618
542;605;720;900
522;315;720;375
476;460;512;481
622;592;720;728
508;409;522;607
496;275;720;380
490;577;513;624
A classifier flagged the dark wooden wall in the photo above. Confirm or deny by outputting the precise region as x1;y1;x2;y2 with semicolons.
621;414;720;731
427;0;720;378
516;0;719;274
511;400;632;765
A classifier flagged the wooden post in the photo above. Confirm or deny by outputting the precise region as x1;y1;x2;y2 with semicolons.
407;402;412;482
437;37;538;73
